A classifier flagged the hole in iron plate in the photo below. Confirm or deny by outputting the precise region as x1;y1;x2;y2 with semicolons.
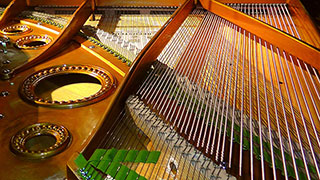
25;134;56;151
23;40;47;47
34;73;102;102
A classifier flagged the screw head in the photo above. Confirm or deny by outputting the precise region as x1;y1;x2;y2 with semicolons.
2;60;11;64
2;69;11;74
88;45;95;49
0;114;4;119
0;91;9;97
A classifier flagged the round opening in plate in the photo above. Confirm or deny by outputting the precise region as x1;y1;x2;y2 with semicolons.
23;40;47;47
34;73;102;102
16;35;52;49
10;123;71;159
25;134;57;152
20;65;115;108
0;25;32;35
7;29;24;33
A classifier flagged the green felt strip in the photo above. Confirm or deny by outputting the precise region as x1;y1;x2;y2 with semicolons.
95;174;103;180
77;170;85;179
146;151;161;163
74;154;87;169
138;176;147;180
253;146;260;160
81;150;102;176
106;161;121;177
309;165;317;174
126;170;139;180
243;130;249;138
286;166;295;178
263;151;271;164
253;135;259;144
124;150;139;162
274;148;281;155
296;159;304;168
91;170;99;179
86;166;95;177
114;165;130;180
299;171;308;180
89;149;107;161
243;139;249;150
89;160;100;167
113;149;128;162
135;150;149;163
83;164;92;174
96;160;111;172
102;148;118;161
275;159;282;169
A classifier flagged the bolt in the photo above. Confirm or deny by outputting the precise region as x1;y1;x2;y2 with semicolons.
220;161;227;169
0;91;9;97
2;60;11;64
2;69;11;74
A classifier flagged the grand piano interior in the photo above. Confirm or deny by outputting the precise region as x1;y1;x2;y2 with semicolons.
0;0;319;179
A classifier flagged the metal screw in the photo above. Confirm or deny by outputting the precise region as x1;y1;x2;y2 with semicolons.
0;114;4;119
37;22;42;25
0;91;9;97
2;69;11;74
220;162;227;169
2;60;11;64
88;45;95;49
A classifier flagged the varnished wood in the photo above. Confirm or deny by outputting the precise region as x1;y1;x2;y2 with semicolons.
0;41;129;180
287;0;320;48
199;0;320;71
8;0;92;79
0;0;27;26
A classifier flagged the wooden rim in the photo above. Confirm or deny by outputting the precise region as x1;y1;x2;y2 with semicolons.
0;24;32;35
20;65;116;108
10;123;71;159
15;34;52;49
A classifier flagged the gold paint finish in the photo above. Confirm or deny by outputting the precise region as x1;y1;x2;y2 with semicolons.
0;24;32;35
10;123;71;159
15;34;52;49
20;65;115;108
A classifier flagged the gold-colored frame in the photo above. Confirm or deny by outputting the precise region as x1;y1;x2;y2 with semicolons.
20;65;116;108
10;123;71;159
0;24;32;35
15;34;53;49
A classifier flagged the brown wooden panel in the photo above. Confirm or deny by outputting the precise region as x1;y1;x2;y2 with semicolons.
0;0;27;25
5;0;92;79
0;0;12;6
